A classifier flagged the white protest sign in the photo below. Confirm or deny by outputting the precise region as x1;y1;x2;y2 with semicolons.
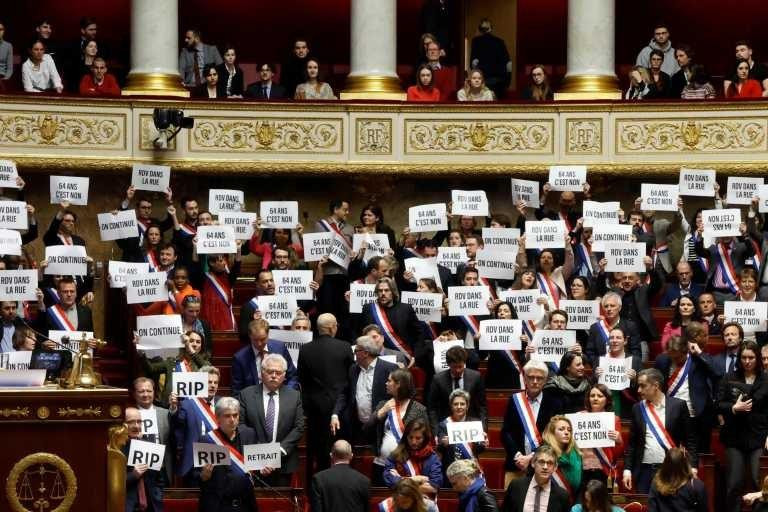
498;289;544;321
196;225;237;254
598;356;633;391
0;160;19;188
126;272;168;304
0;270;38;301
451;190;489;217
50;176;89;205
127;439;165;471
219;212;257;240
131;164;171;192
566;412;616;448
269;329;312;364
260;201;299;229
476;249;518;280
173;372;208;398
640;184;679;212
436;247;468;275
447;286;491;316
524;220;566;249
702;208;741;238
591;224;633;253
0;351;32;370
98;210;139;241
136;315;184;350
0;229;22;256
353;233;390;263
679;168;716;197
582;201;619;228
409;203;447;233
193;442;230;467
272;270;314;300
302;232;333;262
433;338;464;372
727;176;764;205
244;443;282;471
44;245;88;276
139;408;159;435
404;257;442;285
479;319;522;351
510;178;540;207
0;201;28;230
604;243;646;273
548;165;586;191
531;330;575;363
401;291;443;323
446;421;485;444
208;189;245;214
560;300;600;330
328;233;351;268
759;184;768;213
482;228;520;251
724;301;768;333
257;296;298;327
349;282;376;314
108;261;149;288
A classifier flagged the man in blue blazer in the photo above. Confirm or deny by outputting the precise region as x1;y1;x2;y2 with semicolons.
231;318;298;395
659;261;705;306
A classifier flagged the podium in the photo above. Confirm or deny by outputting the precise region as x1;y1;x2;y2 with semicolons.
0;387;128;512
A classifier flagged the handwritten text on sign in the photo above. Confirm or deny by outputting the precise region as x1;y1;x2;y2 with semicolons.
679;168;716;197
724;301;768;333
98;210;139;241
0;270;37;301
559;300;600;330
448;286;491;316
604;243;646;273
479;319;522;351
196;226;237;254
409;203;447;233
0;201;28;230
219;212;257;240
531;330;575;363
510;178;539;207
302;233;333;262
192;443;230;467
244;443;282;471
272;270;313;300
451;190;489;216
126;273;168;304
401;291;443;323
566;412;615;448
548;165;586;192
640;184;679;212
524;220;566;249
599;356;633;391
260;201;299;229
208;189;244;214
44;245;88;276
446;421;485;444
50;176;89;205
131;164;170;192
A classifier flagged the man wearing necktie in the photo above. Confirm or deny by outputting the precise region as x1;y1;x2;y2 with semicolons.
124;407;165;512
501;444;569;512
427;346;487;436
244;63;287;100
132;378;174;486
178;28;223;88
715;322;744;377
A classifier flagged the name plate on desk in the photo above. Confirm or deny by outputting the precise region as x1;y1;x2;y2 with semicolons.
0;369;46;387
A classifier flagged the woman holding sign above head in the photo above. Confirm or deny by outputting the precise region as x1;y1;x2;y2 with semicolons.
541;415;582;498
543;352;591;414
437;389;487;486
359;204;397;248
518;233;574;312
579;384;623;488
484;301;527;389
248;222;305;271
383;417;443;494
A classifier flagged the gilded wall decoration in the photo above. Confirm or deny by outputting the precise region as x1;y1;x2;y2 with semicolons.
190;117;343;153
566;119;602;154
617;118;767;153
139;114;177;151
56;406;102;418
0;112;123;149
0;407;30;418
404;119;553;154
6;452;77;512
356;119;393;154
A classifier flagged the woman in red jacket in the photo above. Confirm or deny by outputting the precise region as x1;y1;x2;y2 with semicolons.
407;65;441;102
726;59;763;98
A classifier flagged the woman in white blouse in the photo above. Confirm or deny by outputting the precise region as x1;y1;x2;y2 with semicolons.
22;40;62;93
294;59;336;100
457;69;495;102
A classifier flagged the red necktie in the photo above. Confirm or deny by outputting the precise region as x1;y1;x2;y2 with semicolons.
137;475;148;511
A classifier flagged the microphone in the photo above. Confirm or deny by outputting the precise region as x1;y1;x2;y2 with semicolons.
19;318;80;354
250;472;301;512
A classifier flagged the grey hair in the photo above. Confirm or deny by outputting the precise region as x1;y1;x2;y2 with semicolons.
446;459;480;480
602;291;623;308
215;396;240;417
262;353;288;372
523;360;549;376
449;388;470;405
355;335;381;356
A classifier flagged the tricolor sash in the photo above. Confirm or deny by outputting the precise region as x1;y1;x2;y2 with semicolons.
46;287;61;305
749;238;763;273
667;355;692;398
575;243;594;276
204;429;249;476
445;417;474;459
378;498;395;512
691;234;710;273
716;242;740;294
593;446;615;477
179;223;196;238
552;468;574;499
47;304;76;331
145;250;160;272
318;219;352;248
536;272;560;308
205;272;235;326
511;392;541;451
640;401;676;451
137;218;151;242
460;315;480;339
175;358;192;373
168;291;180;313
559;212;574;234
371;303;413;357
403;247;421;259
596;319;612;347
402;459;421;477
387;403;406;443
480;278;498;300
191;398;219;433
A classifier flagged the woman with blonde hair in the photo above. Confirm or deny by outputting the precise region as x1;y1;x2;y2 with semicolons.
457;69;495;101
542;415;582;497
648;447;707;512
625;66;651;100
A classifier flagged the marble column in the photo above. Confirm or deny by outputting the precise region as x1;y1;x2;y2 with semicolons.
555;0;620;100
122;0;188;97
341;0;405;100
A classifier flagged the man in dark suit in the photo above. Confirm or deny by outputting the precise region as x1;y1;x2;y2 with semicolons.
659;261;705;306
38;276;94;337
584;292;642;367
712;322;742;379
623;368;697;494
501;444;570;512
132;377;174;486
298;313;354;485
245;63;288;100
695;234;751;304
361;277;425;360
427;345;487;434
238;353;305;487
310;440;370;512
124;407;165;512
196;396;257;512
231;318;298;395
331;335;398;444
43;203;87;247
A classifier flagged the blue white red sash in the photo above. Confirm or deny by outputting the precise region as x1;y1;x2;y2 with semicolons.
536;272;560;308
168;291;180;313
552;468;574;499
575;243;594;276
511;392;541;451
445;417;474;459
387;403;406;443
716;242;740;293
145;250;160;272
749;239;763;273
47;304;76;331
248;297;260;311
191;398;218;432
403;459;421;477
403;247;421;259
319;219;352;248
667;355;692;397
593;446;614;476
691;234;710;273
559;212;574;234
596;319;612;347
371;303;413;357
640;401;676;451
204;429;248;476
460;315;480;339
480;278;498;300
46;287;61;305
175;358;192;373
378;498;395;512
137;218;151;240
205;272;235;325
178;223;196;238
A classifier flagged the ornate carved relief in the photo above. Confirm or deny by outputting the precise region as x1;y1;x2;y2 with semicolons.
139;114;176;150
566;119;602;154
0;112;123;149
404;119;553;154
56;406;102;418
190;117;343;153
6;452;77;512
0;407;30;418
356;119;392;154
617;118;767;153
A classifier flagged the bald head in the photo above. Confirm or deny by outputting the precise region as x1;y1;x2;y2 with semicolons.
331;439;353;463
317;313;338;336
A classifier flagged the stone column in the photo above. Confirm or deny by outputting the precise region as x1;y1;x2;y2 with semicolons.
122;0;188;97
555;0;620;100
340;0;405;100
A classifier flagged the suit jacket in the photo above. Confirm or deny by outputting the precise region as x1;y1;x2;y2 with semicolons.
427;368;487;434
245;81;288;100
173;396;218;478
712;350;737;386
238;384;305;473
501;391;562;470
584;318;642;368
124;441;165;512
501;476;570;512
43;216;87;247
136;405;174;486
695;238;751;288
231;340;298;395
659;282;705;307
597;269;663;340
655;353;718;417
40;304;94;336
625;396;696;475
197;425;257;512
361;301;426;357
298;335;354;417
178;44;223;87
310;463;370;512
333;358;398;437
366;399;429;456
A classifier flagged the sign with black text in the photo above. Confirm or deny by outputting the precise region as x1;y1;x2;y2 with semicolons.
269;329;312;364
759;184;768;213
702;208;741;238
244;443;282;471
598;356;633;390
196;226;237;254
531;330;575;363
108;261;149;288
173;372;208;398
482;228;520;251
724;301;768;333
257;296;298;327
0;270;38;301
524;220;566;249
497;289;543;321
127;439;166;471
548;165;586;191
139;408;159;435
260;201;299;229
475;249;517;280
50;176;89;205
98;210;139;241
126;273;168;304
208;189;244;214
273;270;314;300
192;443;230;467
131;164;170;192
0;351;32;370
0;201;28;230
479;319;522;350
727;176;764;205
604;243;646;273
566;412;615;448
559;300;600;330
0;229;22;256
582;201;619;227
44;245;88;276
591;224;633;253
436;247;467;275
302;233;333;262
409;203;447;233
446;421;485;444
447;286;491;316
219;212;257;240
510;178;539;207
433;338;464;372
679;168;716;197
328;233;351;268
349;282;376;314
353;233;390;263
401;291;443;323
451;190;489;216
640;184;678;212
0;160;19;188
403;257;442;285
136;314;183;350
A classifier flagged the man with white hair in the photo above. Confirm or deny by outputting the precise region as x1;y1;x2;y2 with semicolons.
310;440;370;512
585;291;643;367
238;353;305;487
447;459;499;512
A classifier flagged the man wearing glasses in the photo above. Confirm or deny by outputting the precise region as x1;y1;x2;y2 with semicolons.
635;23;680;76
501;444;570;512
